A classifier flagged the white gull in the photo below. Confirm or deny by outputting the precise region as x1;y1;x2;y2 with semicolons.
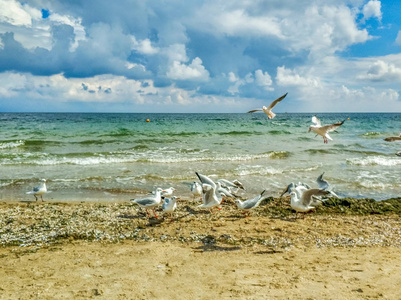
131;187;163;218
26;179;48;202
247;93;288;119
308;115;346;144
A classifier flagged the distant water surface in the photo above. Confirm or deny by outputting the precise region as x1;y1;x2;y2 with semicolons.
0;113;400;201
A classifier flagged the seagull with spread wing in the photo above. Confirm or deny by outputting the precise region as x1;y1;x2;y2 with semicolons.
290;188;331;217
247;93;288;119
308;115;346;144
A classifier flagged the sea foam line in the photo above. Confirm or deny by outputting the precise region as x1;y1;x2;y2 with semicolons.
346;156;401;166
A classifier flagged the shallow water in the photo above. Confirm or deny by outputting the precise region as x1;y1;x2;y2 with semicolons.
0;112;400;201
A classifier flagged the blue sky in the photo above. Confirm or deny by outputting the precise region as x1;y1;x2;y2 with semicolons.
0;0;400;113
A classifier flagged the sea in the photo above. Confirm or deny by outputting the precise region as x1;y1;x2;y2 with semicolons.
0;112;400;202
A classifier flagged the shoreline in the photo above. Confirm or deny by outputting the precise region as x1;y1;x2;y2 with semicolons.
1;197;401;299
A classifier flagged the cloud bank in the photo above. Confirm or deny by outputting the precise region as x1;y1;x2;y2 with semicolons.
0;0;400;112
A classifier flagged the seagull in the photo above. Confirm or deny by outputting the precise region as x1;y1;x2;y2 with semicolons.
316;172;339;198
197;183;224;210
384;133;401;142
217;178;245;192
247;93;288;119
290;188;331;217
234;190;269;216
280;182;311;197
195;172;236;199
162;196;178;216
26;179;48;201
130;188;163;218
161;187;176;197
308;115;346;144
190;181;202;200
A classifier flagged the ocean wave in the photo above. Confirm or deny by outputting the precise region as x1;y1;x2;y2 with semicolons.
237;167;283;176
305;149;334;154
0;150;291;166
346;156;401;166
267;130;291;135
0;140;25;149
361;132;382;138
220;130;263;136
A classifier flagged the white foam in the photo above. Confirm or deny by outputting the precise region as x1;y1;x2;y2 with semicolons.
0;140;24;149
347;156;401;166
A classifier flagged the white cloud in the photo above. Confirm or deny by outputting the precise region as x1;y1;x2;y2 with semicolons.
0;0;33;26
166;57;210;81
281;5;371;57
131;37;159;55
255;69;273;89
0;0;85;51
358;60;401;82
362;0;382;22
396;30;401;45
228;72;238;82
162;43;188;63
206;9;283;38
276;66;321;88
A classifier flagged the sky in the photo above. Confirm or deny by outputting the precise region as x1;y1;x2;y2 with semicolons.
0;0;400;113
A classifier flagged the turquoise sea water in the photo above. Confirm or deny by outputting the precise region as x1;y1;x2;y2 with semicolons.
0;113;400;201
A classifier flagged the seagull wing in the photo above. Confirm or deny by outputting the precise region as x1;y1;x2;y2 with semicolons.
196;172;216;189
317;172;329;190
201;184;216;205
312;115;321;126
301;189;328;206
266;93;288;110
321;120;345;133
133;198;156;207
247;108;263;113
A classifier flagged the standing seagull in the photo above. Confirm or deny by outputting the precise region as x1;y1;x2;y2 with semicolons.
308;115;346;144
247;93;288;119
161;187;176;198
234;190;269;216
26;179;47;201
190;181;202;201
131;188;163;218
162;196;178;217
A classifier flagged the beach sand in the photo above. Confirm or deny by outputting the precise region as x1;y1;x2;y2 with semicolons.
0;198;401;299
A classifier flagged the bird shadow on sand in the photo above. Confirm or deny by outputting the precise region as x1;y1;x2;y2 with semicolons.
192;244;242;252
184;205;212;215
253;249;284;254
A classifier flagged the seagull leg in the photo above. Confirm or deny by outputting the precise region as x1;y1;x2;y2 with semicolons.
41;195;44;202
153;209;159;218
34;195;38;202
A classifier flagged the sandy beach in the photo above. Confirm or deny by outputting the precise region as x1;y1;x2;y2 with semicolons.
1;197;401;299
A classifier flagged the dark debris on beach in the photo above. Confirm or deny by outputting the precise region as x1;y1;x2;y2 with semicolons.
1;197;401;252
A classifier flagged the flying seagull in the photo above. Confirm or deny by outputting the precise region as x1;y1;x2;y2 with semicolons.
308;115;346;144
247;93;288;119
290;188;331;217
